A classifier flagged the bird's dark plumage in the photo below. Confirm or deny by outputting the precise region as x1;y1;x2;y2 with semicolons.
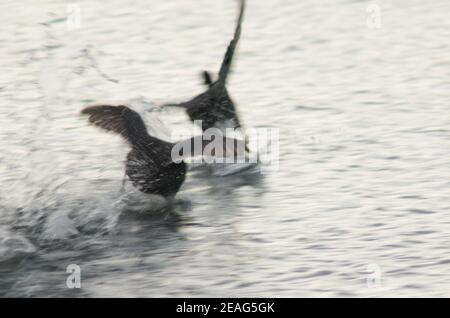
82;105;247;197
163;0;246;132
82;105;186;197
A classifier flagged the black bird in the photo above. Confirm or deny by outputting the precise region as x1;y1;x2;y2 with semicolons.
163;0;246;132
82;105;186;198
82;105;246;197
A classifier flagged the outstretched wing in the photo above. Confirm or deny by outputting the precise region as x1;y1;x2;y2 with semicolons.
218;0;246;84
81;105;150;145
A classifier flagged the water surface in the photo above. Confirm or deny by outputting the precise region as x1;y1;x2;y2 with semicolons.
1;0;450;297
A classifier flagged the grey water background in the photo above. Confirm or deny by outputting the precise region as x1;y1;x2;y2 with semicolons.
1;0;449;297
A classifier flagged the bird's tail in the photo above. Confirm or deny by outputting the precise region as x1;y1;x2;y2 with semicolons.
81;105;150;146
217;0;246;84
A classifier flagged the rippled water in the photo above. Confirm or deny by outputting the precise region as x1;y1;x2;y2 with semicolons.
1;0;450;297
